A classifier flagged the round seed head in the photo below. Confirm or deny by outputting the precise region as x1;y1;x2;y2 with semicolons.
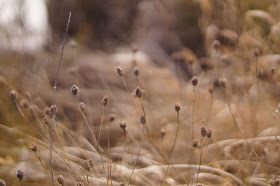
16;169;24;181
9;89;18;101
109;114;116;122
117;67;123;76
207;129;212;138
208;84;214;94
43;115;50;125
253;48;260;57
79;102;86;112
192;139;198;148
77;182;85;186
71;85;79;95
175;103;181;112
219;77;227;88
191;77;198;86
50;105;58;115
29;142;37;152
212;40;220;50
120;121;127;130
0;179;5;186
134;67;139;76
201;126;207;137
160;127;166;136
275;179;280;185
102;95;109;106
135;87;143;98
57;175;64;185
140;115;146;124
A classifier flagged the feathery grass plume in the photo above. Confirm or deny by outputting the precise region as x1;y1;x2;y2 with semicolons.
117;67;123;76
192;139;198;148
57;175;64;185
50;12;71;186
0;179;5;186
16;169;24;186
71;84;79;95
9;89;18;101
135;87;143;98
134;67;139;76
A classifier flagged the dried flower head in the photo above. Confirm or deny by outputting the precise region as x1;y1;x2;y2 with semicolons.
135;87;143;98
160;127;166;136
207;129;212;138
192;139;198;148
140;115;146;124
117;67;123;76
0;179;6;186
88;159;94;168
253;48;260;57
175;103;181;112
134;67;139;76
77;182;85;186
9;89;18;101
16;169;24;181
208;84;214;94
44;107;50;116
71;85;79;95
201;126;207;137
79;102;86;112
29;142;37;152
120;121;127;130
50;105;58;115
212;40;220;50
191;77;198;86
102;95;109;106
57;175;64;185
43;115;50;125
109;114;116;122
219;77;227;88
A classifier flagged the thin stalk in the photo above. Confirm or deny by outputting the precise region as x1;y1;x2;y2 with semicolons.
196;139;204;184
192;86;195;140
50;12;71;186
98;105;105;144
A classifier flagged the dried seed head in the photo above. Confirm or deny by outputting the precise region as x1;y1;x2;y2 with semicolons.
109;114;116;122
50;105;58;115
275;179;280;185
57;175;64;185
77;182;85;186
79;102;86;112
44;107;50;116
16;169;24;181
43;115;50;125
0;179;5;186
135;87;143;98
102;95;109;106
257;69;264;79
160;127;166;136
207;129;212;138
175;103;181;112
88;159;94;168
117;67;123;76
29;142;37;152
120;121;127;130
253;48;260;57
134;67;139;76
191;77;198;86
9;89;18;101
192;139;198;148
140;115;146;124
219;77;227;88
201;126;207;137
208;84;214;94
71;85;79;95
212;40;220;50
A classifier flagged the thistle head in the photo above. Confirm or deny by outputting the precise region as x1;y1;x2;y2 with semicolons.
135;87;143;98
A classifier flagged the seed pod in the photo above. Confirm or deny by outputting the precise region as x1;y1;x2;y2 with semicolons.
117;67;123;76
175;104;181;112
29;142;37;152
50;105;58;115
120;121;127;130
16;169;24;181
192;139;198;148
71;85;79;95
140;115;146;124
212;40;220;50
9;89;18;101
201;126;207;137
135;87;143;98
191;77;198;86
102;95;109;106
57;175;64;185
207;129;212;138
